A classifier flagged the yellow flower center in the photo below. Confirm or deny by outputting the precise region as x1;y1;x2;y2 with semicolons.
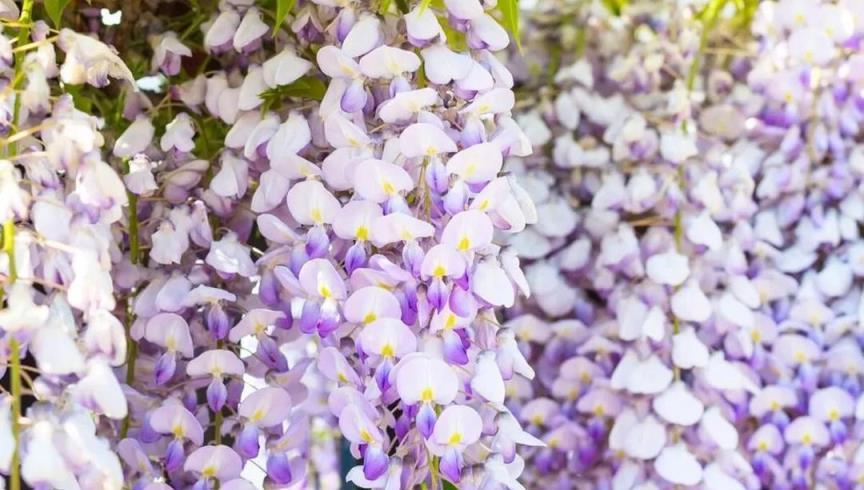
251;409;265;423
444;314;457;331
386;59;402;76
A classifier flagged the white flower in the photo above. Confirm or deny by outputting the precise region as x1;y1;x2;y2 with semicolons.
114;117;155;158
645;251;689;286
21;420;78;488
660;130;698;164
205;232;256;277
703;352;759;393
654;444;703;485
611;350;673;395
160;113;196;153
671;281;712;323
0;284;49;333
700;407;739;450
686;211;723;251
150;31;191;75
672;327;710;369
0;397;12;473
0;160;28;223
653;382;704;426
70;360;128;419
124;155;159;196
68;251;116;313
233;7;268;52
623;415;666;460
57;29;135;87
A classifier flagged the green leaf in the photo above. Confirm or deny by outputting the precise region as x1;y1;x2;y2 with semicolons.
44;0;72;28
66;85;92;114
696;0;729;26
731;0;759;30
601;0;629;16
272;0;297;37
378;0;393;14
394;0;409;14
419;0;433;13
416;61;427;88
259;75;327;112
443;482;458;490
192;115;229;161
439;16;467;51
496;0;521;50
280;76;326;100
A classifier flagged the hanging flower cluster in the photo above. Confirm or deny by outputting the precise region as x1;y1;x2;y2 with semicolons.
502;0;864;488
0;0;538;489
0;1;136;488
254;0;540;487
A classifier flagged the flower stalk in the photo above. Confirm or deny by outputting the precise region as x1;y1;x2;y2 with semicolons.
4;0;34;488
120;158;140;439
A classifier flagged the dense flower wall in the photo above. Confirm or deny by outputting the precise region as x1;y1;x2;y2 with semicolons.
504;0;864;489
1;0;864;489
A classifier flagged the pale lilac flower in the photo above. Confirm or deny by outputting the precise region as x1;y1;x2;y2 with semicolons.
430;405;483;483
184;445;243;483
150;31;191;76
57;28;136;86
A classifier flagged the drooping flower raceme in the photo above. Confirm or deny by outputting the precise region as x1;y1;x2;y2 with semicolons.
0;0;541;489
0;6;134;489
501;0;864;489
244;1;542;487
